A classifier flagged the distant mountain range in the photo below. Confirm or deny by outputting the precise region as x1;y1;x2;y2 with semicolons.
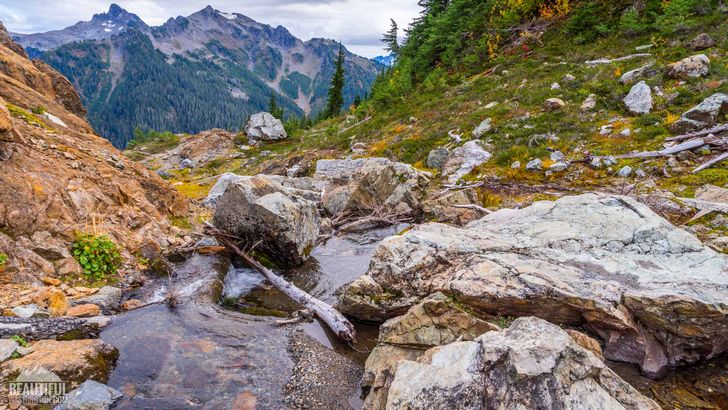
373;54;396;67
12;4;384;148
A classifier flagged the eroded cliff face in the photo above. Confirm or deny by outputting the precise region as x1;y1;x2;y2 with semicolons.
0;22;188;284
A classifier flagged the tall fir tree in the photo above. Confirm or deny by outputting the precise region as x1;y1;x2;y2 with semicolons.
268;94;283;119
324;43;346;118
381;19;400;56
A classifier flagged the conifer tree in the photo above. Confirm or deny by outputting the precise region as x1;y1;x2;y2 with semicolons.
381;19;400;55
268;94;283;119
324;43;346;118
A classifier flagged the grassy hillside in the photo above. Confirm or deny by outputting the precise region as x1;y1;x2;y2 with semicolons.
127;0;728;206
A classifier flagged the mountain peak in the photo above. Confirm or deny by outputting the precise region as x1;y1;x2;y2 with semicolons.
108;3;124;16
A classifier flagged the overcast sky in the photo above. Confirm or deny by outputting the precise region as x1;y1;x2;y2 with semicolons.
0;0;421;57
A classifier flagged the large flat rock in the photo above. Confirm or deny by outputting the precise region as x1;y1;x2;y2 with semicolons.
340;193;728;377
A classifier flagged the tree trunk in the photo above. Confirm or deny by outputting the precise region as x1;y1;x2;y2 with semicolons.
206;223;356;342
0;317;99;340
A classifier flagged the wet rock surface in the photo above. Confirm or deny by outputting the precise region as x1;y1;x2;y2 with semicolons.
340;193;728;378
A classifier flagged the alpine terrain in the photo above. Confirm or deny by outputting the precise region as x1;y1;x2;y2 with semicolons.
1;0;728;409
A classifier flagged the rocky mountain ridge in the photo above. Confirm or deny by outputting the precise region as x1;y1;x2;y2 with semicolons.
12;4;383;147
0;22;187;289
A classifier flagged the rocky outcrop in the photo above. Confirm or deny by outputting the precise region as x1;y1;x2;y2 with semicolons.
0;339;118;389
362;293;499;409
136;128;240;173
624;81;652;114
245;112;287;142
315;158;429;218
666;54;710;79
213;175;320;267
670;93;728;134
339;193;728;378
384;317;659;409
442;141;491;183
0;27;187;285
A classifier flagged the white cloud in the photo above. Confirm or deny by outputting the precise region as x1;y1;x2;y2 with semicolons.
0;0;421;57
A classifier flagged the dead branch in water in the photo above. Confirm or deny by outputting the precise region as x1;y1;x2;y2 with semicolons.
337;215;412;233
204;222;356;342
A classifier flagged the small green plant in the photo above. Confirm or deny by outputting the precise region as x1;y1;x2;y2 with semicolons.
72;233;122;281
10;335;28;347
6;103;52;130
0;252;7;267
31;105;47;115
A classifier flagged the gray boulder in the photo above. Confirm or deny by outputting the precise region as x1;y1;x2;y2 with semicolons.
315;158;429;218
442;141;491;183
204;172;324;208
687;33;716;51
426;147;449;169
670;93;728;134
617;165;633;177
213;175;319;267
472;118;492;138
580;94;597;112
56;380;123;410
620;62;654;84
549;161;568;172
245;112;287;142
340;193;728;378
526;158;543;171
385;317;659;410
666;54;710;79
624;81;652;114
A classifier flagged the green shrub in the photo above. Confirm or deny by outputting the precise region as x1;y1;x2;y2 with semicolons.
72;233;122;281
0;252;7;266
31;105;47;115
654;0;705;33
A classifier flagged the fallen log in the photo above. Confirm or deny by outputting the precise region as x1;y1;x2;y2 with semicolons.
617;138;706;159
337;215;411;233
666;124;728;142
585;53;652;66
0;316;99;340
694;152;728;173
205;223;356;342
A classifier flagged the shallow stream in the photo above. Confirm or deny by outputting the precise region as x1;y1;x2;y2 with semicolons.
98;224;727;409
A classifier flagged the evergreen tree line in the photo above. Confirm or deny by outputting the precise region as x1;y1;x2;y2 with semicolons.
363;0;720;109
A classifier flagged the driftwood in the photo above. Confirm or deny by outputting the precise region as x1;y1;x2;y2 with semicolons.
337;215;411;233
585;53;652;66
0;317;99;340
338;116;372;135
694;151;728;173
205;223;356;342
666;124;728;142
